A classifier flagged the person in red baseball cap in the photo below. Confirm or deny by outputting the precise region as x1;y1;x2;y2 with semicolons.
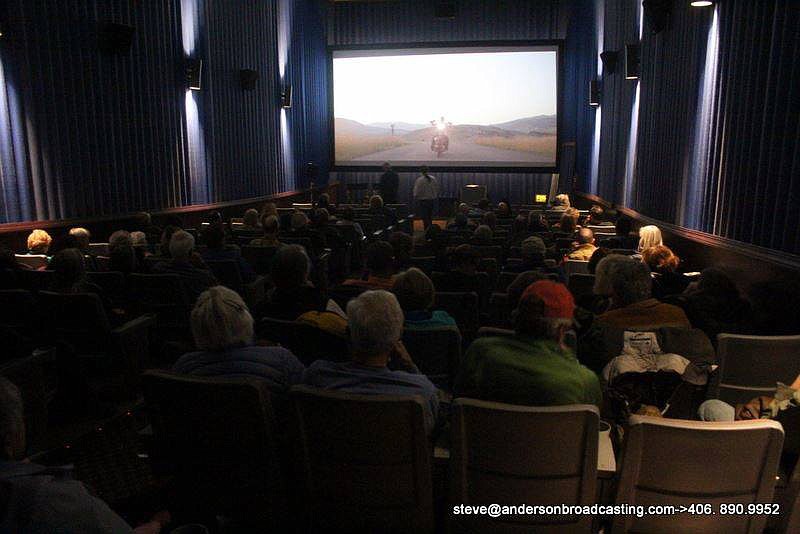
455;280;601;407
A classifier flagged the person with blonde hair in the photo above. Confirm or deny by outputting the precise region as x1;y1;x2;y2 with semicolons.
26;229;52;255
174;286;305;390
68;227;91;253
551;193;571;211
637;224;663;252
242;208;261;231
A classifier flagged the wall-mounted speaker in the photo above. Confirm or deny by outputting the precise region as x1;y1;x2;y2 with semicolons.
98;22;135;54
239;69;259;90
643;0;672;34
600;50;619;75
625;43;641;80
186;59;203;90
435;2;456;19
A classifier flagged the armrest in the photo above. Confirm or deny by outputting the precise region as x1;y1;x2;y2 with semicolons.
112;313;156;337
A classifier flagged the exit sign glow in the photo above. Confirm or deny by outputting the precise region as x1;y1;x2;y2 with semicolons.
535;194;547;203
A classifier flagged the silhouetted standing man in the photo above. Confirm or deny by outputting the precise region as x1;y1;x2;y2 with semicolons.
378;162;400;204
413;166;439;231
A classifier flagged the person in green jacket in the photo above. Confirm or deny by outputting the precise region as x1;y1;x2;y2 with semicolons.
455;280;602;407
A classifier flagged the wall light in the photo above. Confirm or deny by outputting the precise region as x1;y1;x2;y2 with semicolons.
589;80;601;107
690;1;713;6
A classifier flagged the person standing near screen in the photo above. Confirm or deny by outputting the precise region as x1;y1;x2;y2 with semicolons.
378;162;399;205
413;166;439;231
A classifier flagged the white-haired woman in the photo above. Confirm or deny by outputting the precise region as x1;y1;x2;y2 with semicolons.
637;224;663;253
301;290;440;434
174;286;305;391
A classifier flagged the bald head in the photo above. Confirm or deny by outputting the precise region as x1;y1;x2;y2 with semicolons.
577;228;595;245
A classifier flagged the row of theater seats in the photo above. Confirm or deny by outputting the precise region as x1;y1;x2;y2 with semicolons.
142;370;798;533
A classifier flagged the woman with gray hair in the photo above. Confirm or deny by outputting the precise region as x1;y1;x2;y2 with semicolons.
301;290;440;434
392;267;457;330
174;286;305;391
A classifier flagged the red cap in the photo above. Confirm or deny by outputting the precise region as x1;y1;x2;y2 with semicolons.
520;280;575;319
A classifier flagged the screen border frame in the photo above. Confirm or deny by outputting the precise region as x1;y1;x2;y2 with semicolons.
327;39;565;174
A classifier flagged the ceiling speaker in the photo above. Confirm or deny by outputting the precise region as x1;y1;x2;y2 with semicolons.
600;50;619;75
625;43;641;80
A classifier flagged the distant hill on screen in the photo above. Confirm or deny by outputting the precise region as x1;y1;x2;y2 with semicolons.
491;115;557;135
368;121;429;133
335;118;393;136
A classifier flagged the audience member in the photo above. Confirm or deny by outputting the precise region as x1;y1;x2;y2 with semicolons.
642;245;689;299
471;224;493;245
153;230;217;303
315;193;335;215
506;215;529;246
505;271;548;319
440;244;484;295
336;207;364;240
0;378;169;533
448;213;471;230
455;280;601;407
613;216;638;249
392;268;457;329
241;208;261;232
26;229;52;256
555;211;578;234
551;193;571;211
132;211;163;244
250;214;283;249
199;223;256;283
343;241;396;290
174;286;304;389
388;231;413;270
68;228;92;254
48;248;106;299
669;267;752;343
287;211;325;252
256;244;342;320
302;290;440;434
158;225;180;257
497;201;512;218
567;228;597;261
260;202;278;219
505;236;549;273
481;211;497;231
594;257;690;329
368;194;397;230
108;230;139;274
637;224;663;253
378;162;399;204
528;212;549;233
587;247;611;274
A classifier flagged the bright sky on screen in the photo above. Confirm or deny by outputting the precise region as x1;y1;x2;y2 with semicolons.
333;49;557;126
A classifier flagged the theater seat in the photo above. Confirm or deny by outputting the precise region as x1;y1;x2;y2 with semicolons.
142;371;288;528
613;416;783;533
402;327;462;389
289;386;434;533
38;291;153;397
204;259;265;308
568;273;596;301
129;273;192;343
434;291;479;341
256;317;348;365
449;400;599;533
14;254;47;270
563;260;590;276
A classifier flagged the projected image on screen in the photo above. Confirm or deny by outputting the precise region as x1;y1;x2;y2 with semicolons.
332;45;558;169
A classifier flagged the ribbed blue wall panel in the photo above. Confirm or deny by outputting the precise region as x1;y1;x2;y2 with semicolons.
204;0;283;202
0;0;191;222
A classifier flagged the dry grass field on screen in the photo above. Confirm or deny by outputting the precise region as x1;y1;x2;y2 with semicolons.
336;134;408;161
473;134;557;156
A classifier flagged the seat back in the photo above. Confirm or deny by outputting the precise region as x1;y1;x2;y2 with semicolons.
0;289;38;333
86;271;127;307
568;273;596;301
38;291;111;342
402;327;462;389
564;260;590;276
240;245;279;275
290;386;434;533
450;400;599;533
128;273;191;337
409;256;436;275
712;334;800;405
613;416;784;533
17;269;55;292
88;242;110;256
205;259;244;294
328;284;368;310
14;254;47;270
142;370;286;524
435;291;479;340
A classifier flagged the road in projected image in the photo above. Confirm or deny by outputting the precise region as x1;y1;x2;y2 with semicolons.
333;47;558;167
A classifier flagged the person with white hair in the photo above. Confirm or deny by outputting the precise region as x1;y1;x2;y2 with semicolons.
551;193;571;211
455;280;601;407
68;227;91;253
153;230;217;303
637;224;663;252
174;286;305;389
302;290;440;434
0;377;170;533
